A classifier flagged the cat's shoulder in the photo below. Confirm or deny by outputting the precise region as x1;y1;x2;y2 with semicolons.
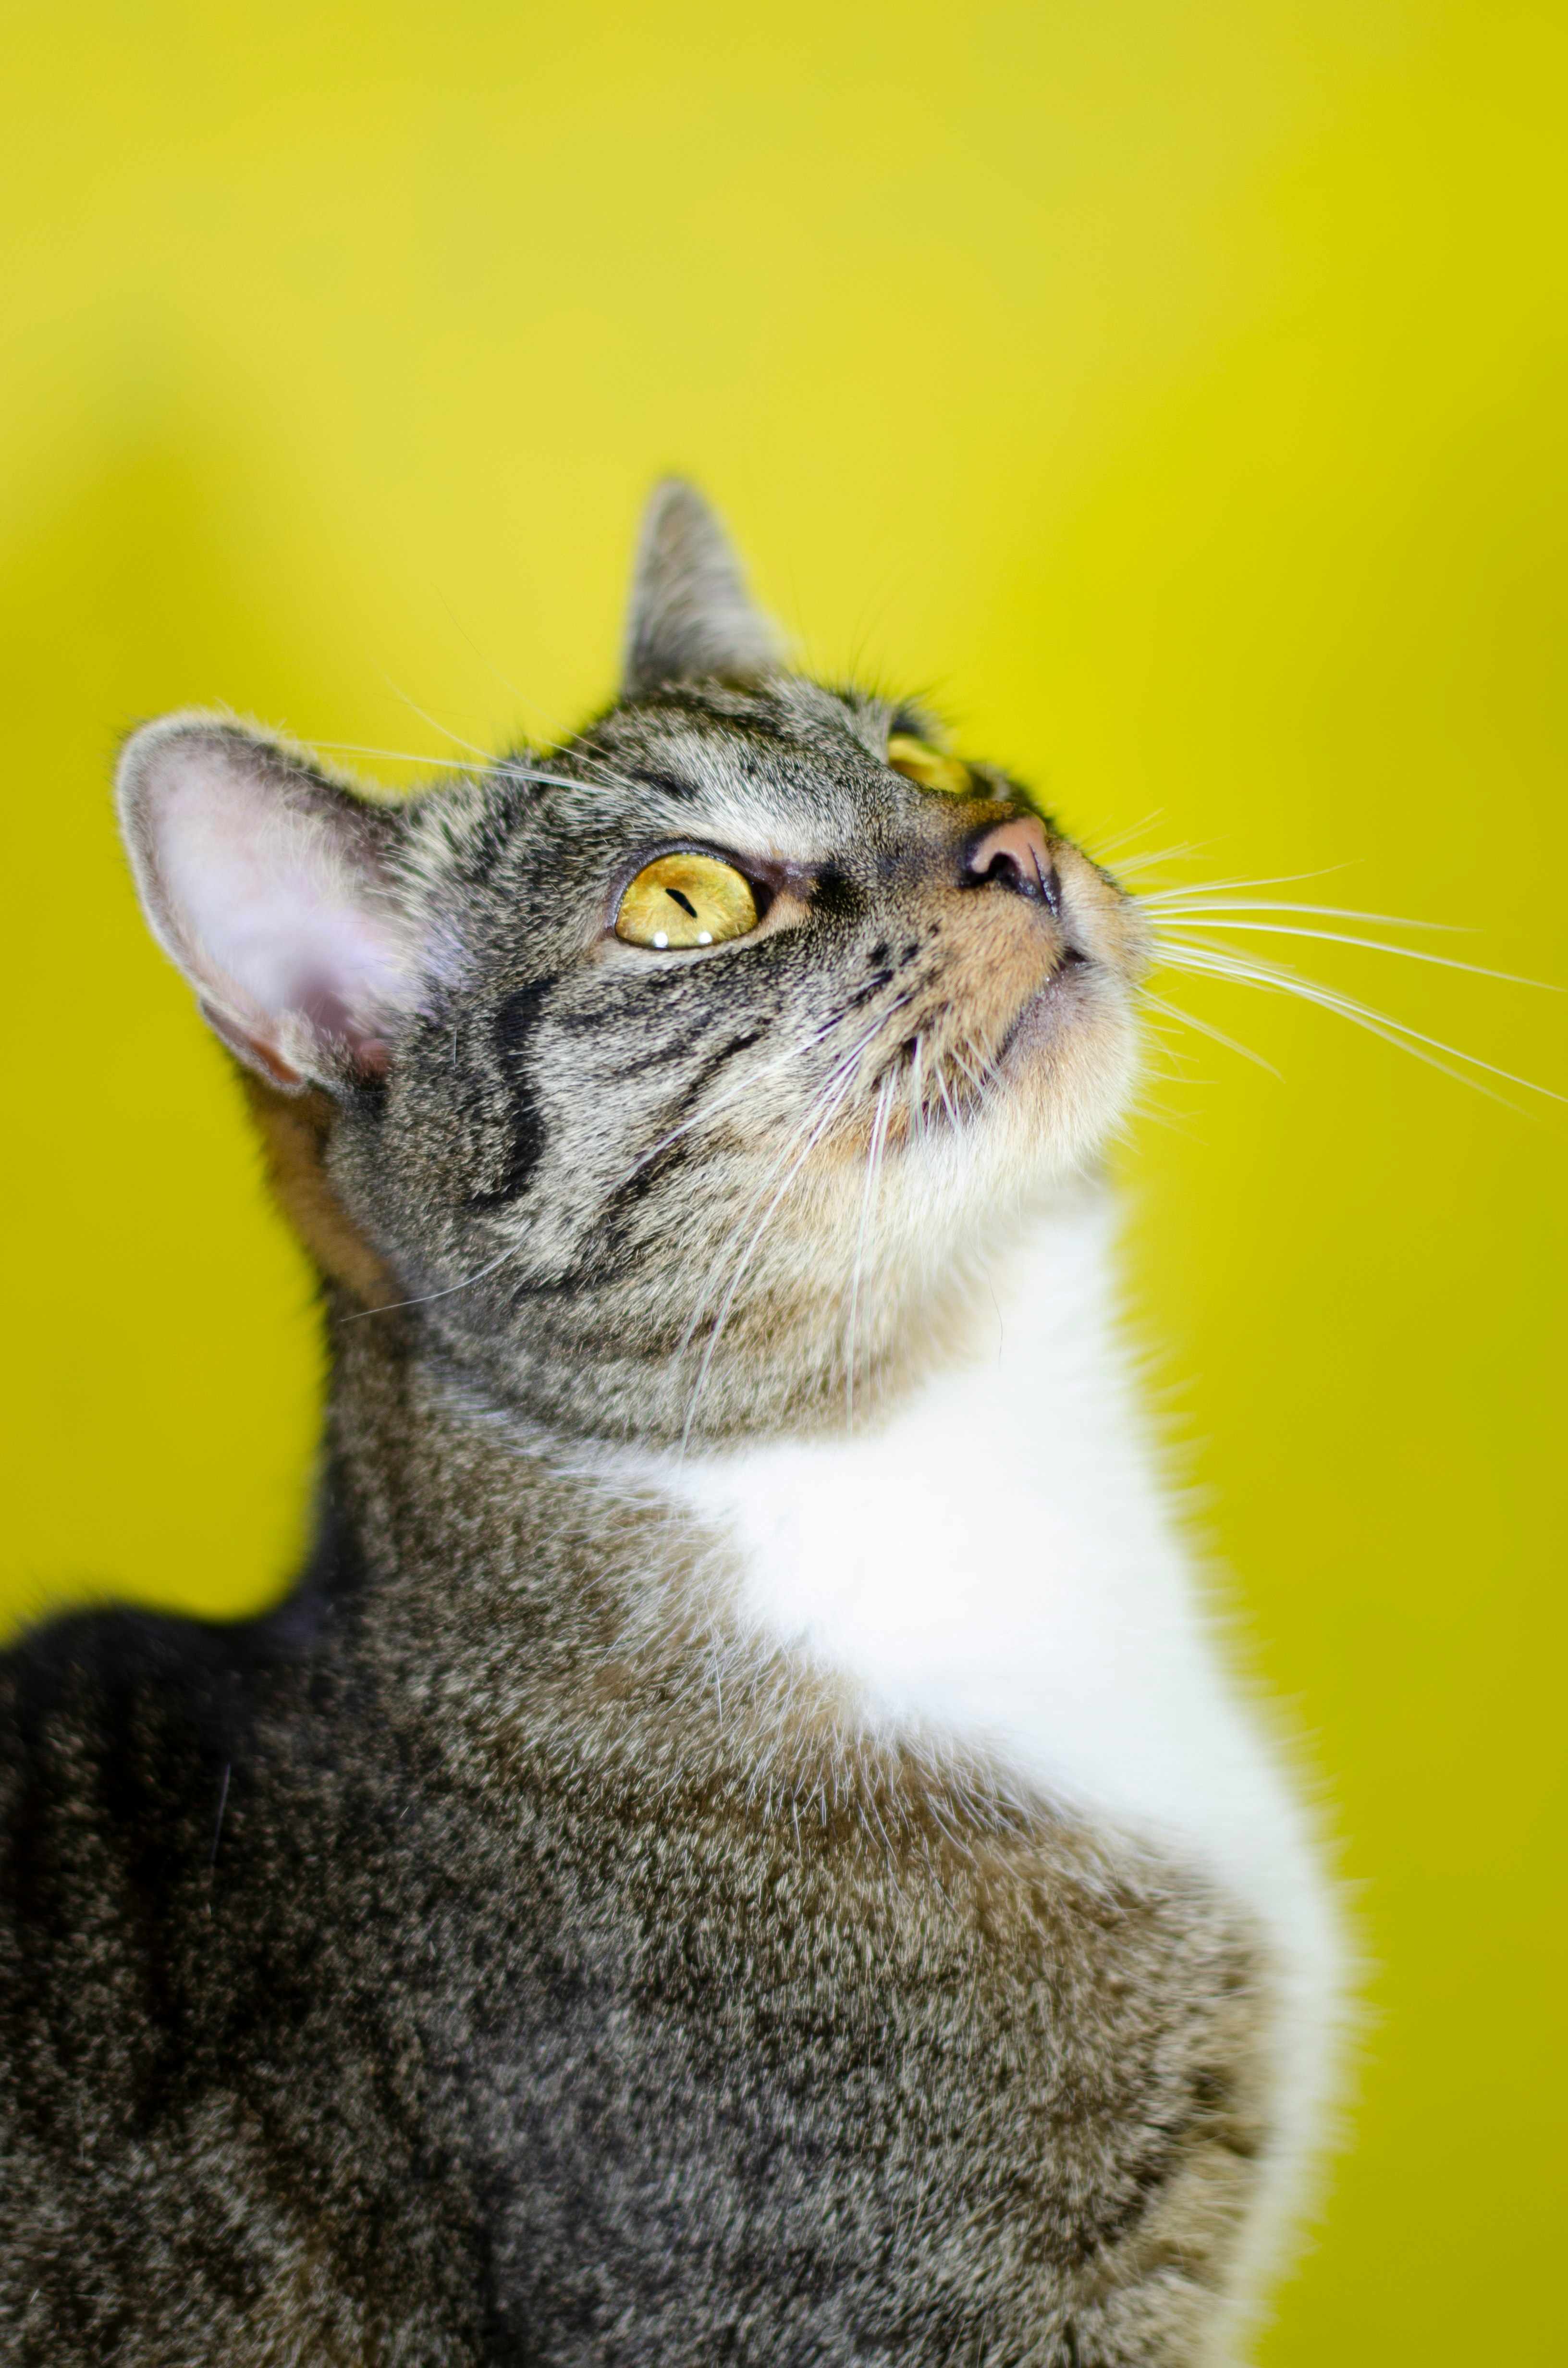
0;1481;365;1790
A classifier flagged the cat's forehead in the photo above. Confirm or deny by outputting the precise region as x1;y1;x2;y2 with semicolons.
564;679;905;863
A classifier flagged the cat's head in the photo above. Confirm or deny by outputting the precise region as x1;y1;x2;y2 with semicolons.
118;482;1147;1444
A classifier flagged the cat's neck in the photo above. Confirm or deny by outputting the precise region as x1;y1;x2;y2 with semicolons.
317;1187;1119;1590
321;1195;1315;1936
328;1178;1101;1475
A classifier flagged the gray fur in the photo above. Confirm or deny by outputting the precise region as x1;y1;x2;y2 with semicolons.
622;479;782;692
1;486;1285;2364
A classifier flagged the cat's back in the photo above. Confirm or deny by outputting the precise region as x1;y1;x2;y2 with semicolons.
0;1501;367;2029
0;1543;495;2362
0;1597;273;2058
0;1579;341;2171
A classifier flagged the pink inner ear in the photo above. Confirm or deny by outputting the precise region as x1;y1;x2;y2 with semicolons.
197;999;307;1088
199;997;392;1088
147;747;417;1077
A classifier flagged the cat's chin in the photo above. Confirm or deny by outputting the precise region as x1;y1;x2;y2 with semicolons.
985;953;1139;1177
995;949;1116;1075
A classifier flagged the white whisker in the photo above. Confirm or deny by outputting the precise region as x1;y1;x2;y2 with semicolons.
356;1005;880;1327
1134;866;1350;900
1155;921;1555;989
341;1244;520;1323
906;1034;934;1151
1139;990;1280;1076
677;1098;839;1360
601;1008;858;1205
677;1004;911;1359
1104;845;1201;878
679;1062;865;1453
1079;811;1169;861
1143;896;1462;930
312;740;479;770
845;1076;895;1433
313;740;612;799
370;674;507;769
1154;942;1562;1103
934;1064;966;1136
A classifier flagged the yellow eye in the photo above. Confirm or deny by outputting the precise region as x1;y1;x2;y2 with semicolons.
886;734;972;796
615;852;759;950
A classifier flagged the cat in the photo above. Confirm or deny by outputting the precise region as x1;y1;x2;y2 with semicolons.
0;481;1340;2366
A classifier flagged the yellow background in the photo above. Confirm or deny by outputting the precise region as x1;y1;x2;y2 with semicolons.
2;3;1564;2355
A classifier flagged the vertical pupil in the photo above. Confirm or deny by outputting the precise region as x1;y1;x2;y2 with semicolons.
667;889;698;917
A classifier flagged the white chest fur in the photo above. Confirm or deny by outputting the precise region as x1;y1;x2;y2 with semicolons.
657;1199;1338;2033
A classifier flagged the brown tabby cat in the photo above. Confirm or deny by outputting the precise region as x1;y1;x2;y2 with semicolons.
0;483;1338;2365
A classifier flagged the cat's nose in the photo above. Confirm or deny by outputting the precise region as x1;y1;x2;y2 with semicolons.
966;814;1060;913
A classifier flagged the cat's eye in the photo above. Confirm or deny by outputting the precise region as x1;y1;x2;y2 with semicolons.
615;852;759;950
886;735;972;796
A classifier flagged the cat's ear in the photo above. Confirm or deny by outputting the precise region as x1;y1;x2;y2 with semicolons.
116;713;425;1094
621;478;781;695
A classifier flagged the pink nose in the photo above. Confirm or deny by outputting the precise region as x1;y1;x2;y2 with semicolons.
967;814;1058;907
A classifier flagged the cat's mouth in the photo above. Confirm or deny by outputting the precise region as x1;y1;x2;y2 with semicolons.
808;826;1151;1158
945;836;1145;1085
989;943;1098;1073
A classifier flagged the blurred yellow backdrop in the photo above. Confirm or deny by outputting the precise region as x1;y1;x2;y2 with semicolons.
2;1;1564;2356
